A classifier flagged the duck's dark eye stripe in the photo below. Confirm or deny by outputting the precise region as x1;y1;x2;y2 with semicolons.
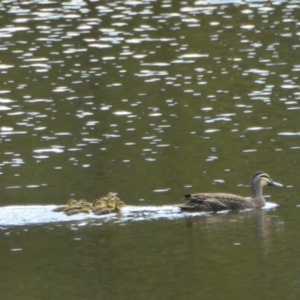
258;175;270;179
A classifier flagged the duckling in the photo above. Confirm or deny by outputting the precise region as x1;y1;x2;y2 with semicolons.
92;197;108;208
92;197;116;215
93;199;126;215
92;197;108;214
107;198;117;209
53;199;78;212
65;202;92;216
115;201;125;211
64;199;89;213
107;192;120;202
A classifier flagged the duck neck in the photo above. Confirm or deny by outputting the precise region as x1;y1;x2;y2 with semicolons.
252;182;266;205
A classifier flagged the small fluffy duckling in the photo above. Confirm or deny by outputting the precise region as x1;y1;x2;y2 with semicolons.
53;199;78;212
107;198;117;209
92;197;108;208
92;197;108;214
93;200;126;215
64;199;89;213
106;192;120;202
65;202;92;216
115;201;125;211
92;197;116;215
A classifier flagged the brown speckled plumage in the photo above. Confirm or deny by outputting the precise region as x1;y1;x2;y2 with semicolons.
177;171;282;212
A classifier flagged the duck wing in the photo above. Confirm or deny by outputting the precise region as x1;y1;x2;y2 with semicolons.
178;193;252;211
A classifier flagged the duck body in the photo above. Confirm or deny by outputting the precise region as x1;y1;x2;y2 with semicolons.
92;196;125;215
179;193;254;211
93;208;114;215
115;201;125;211
65;202;91;216
93;198;116;215
65;207;91;216
107;198;117;209
53;199;78;212
65;209;84;216
178;171;282;212
92;198;108;212
64;199;89;213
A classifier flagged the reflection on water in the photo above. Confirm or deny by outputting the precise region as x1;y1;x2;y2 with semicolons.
0;207;287;300
188;208;285;255
0;0;299;299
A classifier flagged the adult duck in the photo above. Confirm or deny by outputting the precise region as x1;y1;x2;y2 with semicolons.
177;171;282;212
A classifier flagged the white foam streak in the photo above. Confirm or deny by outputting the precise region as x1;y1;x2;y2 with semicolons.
0;203;279;227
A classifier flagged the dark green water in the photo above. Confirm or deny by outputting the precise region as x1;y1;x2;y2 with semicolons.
0;0;300;299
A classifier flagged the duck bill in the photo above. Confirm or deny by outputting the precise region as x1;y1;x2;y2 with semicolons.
268;181;283;187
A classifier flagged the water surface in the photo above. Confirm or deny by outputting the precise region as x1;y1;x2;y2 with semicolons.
0;0;299;299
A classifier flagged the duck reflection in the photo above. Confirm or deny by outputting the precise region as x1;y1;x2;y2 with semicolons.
183;208;284;254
